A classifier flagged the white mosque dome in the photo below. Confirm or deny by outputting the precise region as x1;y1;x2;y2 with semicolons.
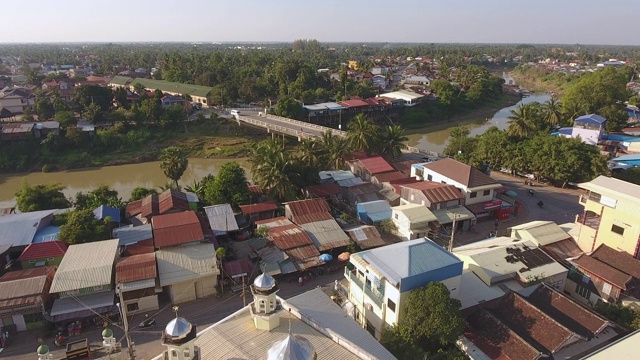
267;334;316;360
253;273;276;290
165;317;193;338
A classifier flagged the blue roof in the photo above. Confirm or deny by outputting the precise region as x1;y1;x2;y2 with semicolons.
356;238;462;289
574;114;606;125
356;200;392;222
613;154;640;166
93;205;121;223
558;127;573;135
32;226;61;243
626;108;640;119
602;133;640;142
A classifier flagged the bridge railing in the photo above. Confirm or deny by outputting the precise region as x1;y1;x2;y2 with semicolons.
236;115;318;140
264;114;346;137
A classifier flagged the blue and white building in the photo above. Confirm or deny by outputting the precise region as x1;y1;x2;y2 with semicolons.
557;114;606;145
344;238;463;338
356;200;392;224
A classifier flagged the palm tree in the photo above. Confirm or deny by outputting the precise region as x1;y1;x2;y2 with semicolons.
320;131;351;170
249;139;298;201
159;146;189;188
184;179;205;200
542;97;563;127
297;138;323;168
379;125;409;160
507;104;537;138
563;102;589;125
347;114;379;153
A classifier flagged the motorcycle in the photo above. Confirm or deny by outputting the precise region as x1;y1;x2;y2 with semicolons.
139;314;156;328
54;332;67;347
528;189;535;197
537;200;544;208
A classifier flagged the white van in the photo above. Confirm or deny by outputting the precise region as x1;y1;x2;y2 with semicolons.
230;109;240;116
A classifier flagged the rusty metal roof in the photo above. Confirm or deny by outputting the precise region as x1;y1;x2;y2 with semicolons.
140;194;159;218
158;189;189;214
390;159;418;175
304;183;341;198
372;171;406;183
269;224;314;250
401;181;464;203
223;258;254;278
239;202;278;215
573;254;632;290
152;211;204;248
292;212;333;225
284;198;330;217
285;244;320;263
116;253;157;283
344;225;386;250
255;216;294;229
125;199;143;217
357;157;395;175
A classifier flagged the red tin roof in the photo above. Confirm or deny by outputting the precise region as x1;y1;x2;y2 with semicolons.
358;157;395;175
269;224;314;250
223;258;254;278
285;198;330;217
125;199;142;217
304;183;341;198
18;241;68;262
401;181;464;203
239;202;278;215
338;99;370;108
158;189;189;214
140;194;159;218
372;171;406;183
116;253;157;283
152;211;204;248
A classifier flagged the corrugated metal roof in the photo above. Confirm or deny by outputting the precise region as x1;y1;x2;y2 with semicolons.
344;225;386;249
255;216;293;229
116;253;156;283
50;290;115;316
580;175;640;202
338;99;370;108
357;200;392;222
358;157;394;175
509;221;570;246
299;219;351;251
0;268;53;300
152;211;204;248
285;245;321;265
337;177;365;188
239;202;277;215
319;170;355;182
158;189;189;214
432;206;475;225
292;212;333;225
304;183;341;197
156;242;218;287
125;199;142;217
283;288;397;360
392;204;438;223
402;181;464;203
119;278;156;292
223;258;254;278
573;255;631;289
194;305;365;360
50;239;119;293
372;171;406;183
348;183;379;196
356;238;462;286
269;224;314;250
18;241;68;261
0;209;56;247
423;158;499;188
113;224;153;246
32;225;61;243
93;205;121;222
203;204;239;233
284;198;330;217
140;194;159;218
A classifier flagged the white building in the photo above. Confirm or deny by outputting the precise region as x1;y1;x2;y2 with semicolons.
391;203;438;241
345;238;463;339
377;90;424;107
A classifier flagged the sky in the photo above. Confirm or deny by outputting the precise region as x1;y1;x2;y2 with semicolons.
2;0;639;45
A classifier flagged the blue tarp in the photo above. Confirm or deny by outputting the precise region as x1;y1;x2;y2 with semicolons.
557;127;573;135
32;226;61;243
93;205;121;223
602;133;640;143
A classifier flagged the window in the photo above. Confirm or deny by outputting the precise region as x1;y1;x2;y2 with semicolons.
394;213;399;219
29;260;35;263
470;192;477;198
427;174;432;181
441;181;446;184
602;282;612;296
411;194;415;201
483;190;491;196
612;224;625;236
47;257;55;261
126;303;139;312
387;299;396;312
184;348;191;359
576;284;591;299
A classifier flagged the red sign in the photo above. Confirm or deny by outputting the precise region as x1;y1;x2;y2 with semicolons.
483;200;502;210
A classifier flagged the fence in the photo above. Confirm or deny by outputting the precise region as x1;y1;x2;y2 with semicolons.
263;114;346;137
236;115;317;140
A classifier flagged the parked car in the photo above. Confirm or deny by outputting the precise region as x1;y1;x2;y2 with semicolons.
420;156;440;163
230;109;240;116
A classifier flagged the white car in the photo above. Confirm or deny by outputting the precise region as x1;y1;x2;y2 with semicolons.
230;109;240;116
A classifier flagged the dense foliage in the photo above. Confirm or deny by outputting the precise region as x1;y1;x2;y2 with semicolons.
74;185;123;210
58;208;112;245
380;282;466;359
203;162;251;210
15;182;71;212
159;146;189;187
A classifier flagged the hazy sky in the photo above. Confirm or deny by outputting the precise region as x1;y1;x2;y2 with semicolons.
2;0;638;45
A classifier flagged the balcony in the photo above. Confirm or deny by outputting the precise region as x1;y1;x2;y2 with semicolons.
345;268;364;289
364;284;384;308
345;268;385;308
583;214;601;230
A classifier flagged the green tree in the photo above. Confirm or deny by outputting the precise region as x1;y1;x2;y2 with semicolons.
82;102;104;123
562;101;588;125
443;126;477;160
320;131;351;170
159;146;189;187
562;66;631;115
598;104;628;132
430;79;458;106
542;97;563;127
347;114;379;153
59;208;111;245
297;138;324;169
204;162;251;209
35;97;55;120
275;97;304;120
474;126;511;170
72;84;113;112
55;110;76;128
74;185;122;210
506;103;538;138
15;182;71;212
129;187;158;201
160;104;187;127
379;125;408;160
250;139;300;200
114;86;129;109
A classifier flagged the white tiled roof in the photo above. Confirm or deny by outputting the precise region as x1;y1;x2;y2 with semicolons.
156;242;218;287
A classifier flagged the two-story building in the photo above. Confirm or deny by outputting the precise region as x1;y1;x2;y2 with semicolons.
0;266;55;332
576;176;640;257
412;158;503;220
557;114;606;145
344;238;463;339
347;157;395;182
49;240;119;323
391;203;438;240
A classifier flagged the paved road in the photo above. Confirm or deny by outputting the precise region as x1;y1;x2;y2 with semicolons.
236;110;343;139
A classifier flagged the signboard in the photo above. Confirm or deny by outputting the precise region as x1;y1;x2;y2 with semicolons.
483;200;502;210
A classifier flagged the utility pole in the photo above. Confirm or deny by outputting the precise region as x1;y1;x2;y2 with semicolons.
242;275;246;307
117;285;136;360
448;214;457;252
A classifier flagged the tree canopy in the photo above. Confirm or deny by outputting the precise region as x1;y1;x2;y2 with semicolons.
159;146;189;187
58;208;111;245
15;182;70;212
204;162;251;209
74;185;122;210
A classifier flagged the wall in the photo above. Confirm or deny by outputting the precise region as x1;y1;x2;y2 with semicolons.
168;281;196;304
125;294;159;314
195;275;217;298
565;278;600;307
21;255;63;269
383;280;400;326
465;187;497;206
421;170;468;199
594;198;640;257
400;262;463;293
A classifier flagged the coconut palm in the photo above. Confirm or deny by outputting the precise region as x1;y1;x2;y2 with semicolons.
347;114;379;153
320;131;351;170
563;102;589;125
379;125;408;160
249;139;298;200
297;138;323;169
159;146;189;187
506;104;537;138
542;97;563;127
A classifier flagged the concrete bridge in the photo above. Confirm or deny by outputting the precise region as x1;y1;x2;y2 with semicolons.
234;110;346;140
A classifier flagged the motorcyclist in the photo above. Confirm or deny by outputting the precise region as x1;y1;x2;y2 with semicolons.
537;200;544;208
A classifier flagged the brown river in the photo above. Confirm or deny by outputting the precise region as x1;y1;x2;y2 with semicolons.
0;158;249;208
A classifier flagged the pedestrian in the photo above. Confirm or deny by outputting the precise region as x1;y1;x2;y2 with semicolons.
298;276;303;287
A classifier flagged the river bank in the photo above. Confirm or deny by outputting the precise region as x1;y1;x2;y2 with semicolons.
510;72;564;94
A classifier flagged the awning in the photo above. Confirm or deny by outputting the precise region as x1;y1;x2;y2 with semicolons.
432;206;476;225
120;278;156;292
50;291;115;317
466;200;503;215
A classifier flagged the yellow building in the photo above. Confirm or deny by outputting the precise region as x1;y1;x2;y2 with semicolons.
576;176;640;257
348;60;359;70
